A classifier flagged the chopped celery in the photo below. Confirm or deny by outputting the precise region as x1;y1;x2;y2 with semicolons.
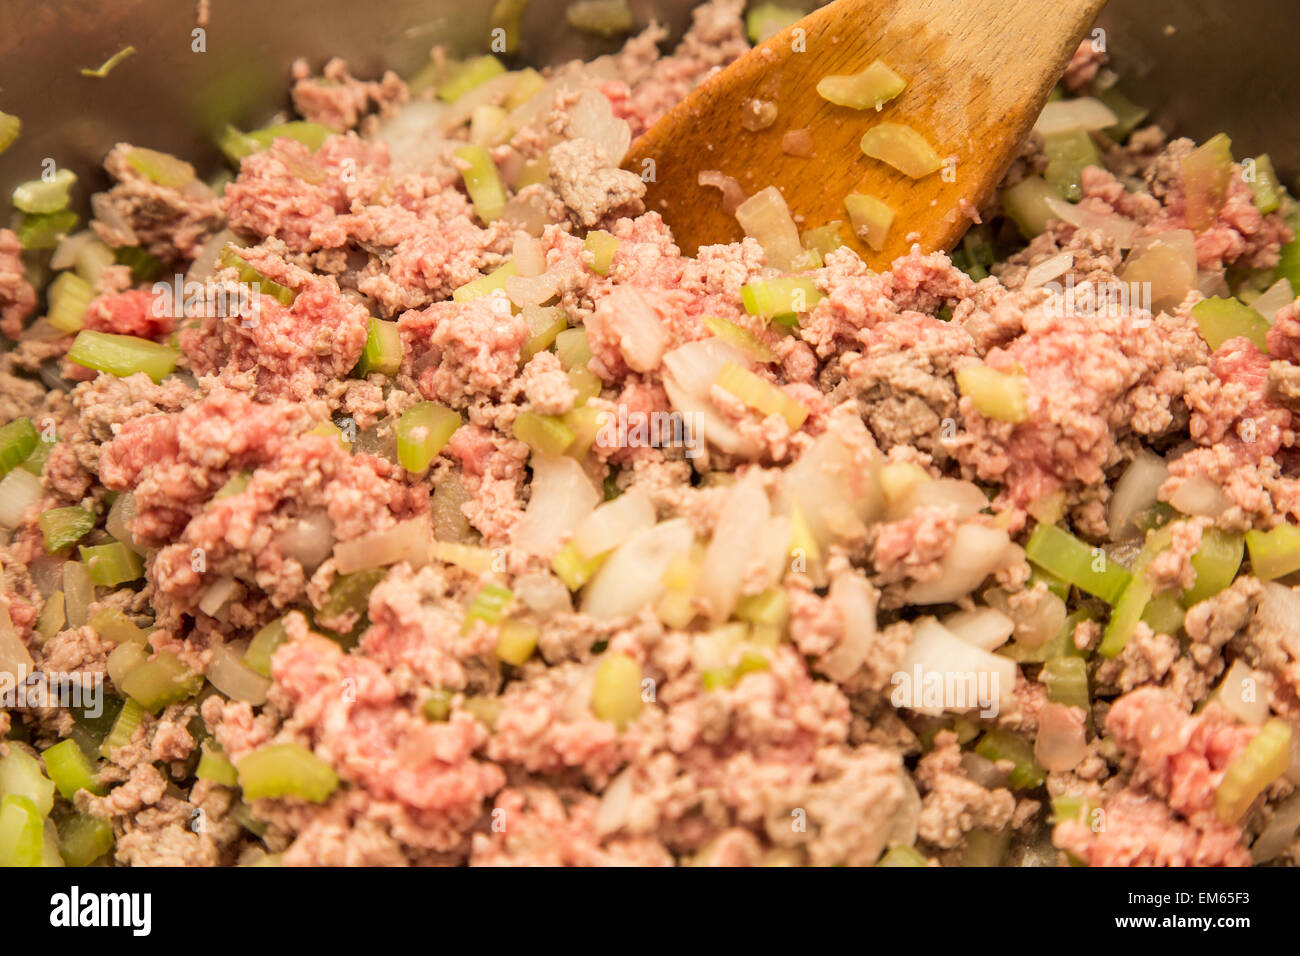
57;814;113;867
88;607;148;645
568;368;603;405
843;193;895;252
552;540;606;590
563;404;604;458
974;729;1046;789
1182;133;1234;233
513;410;575;456
115;245;162;283
591;652;643;728
961;827;1010;866
1043;128;1100;201
1001;175;1058;239
307;421;350;450
124;147;195;188
702;315;777;363
437;55;506;102
1246;523;1300;580
318;568;386;626
555;327;593;370
1042;657;1089;712
1248;154;1283;215
453;144;506;225
0;111;19;154
432;541;497;575
0;418;38;476
67;330;180;384
119;650;203;713
0;795;43;867
217;248;297;306
41;739;104;799
877;845;929;867
584;230;621;275
1182;528;1243;607
1029;566;1070;602
213;472;250;501
956;365;1030;423
1098;574;1152;659
244;617;290;678
566;0;634;36
354;317;402;377
1278;210;1300;289
12;168;76;215
740;276;823;321
1025;524;1131;605
99;698;144;758
0;749;56;816
39;506;95;553
734;587;789;631
745;2;802;42
394;401;461;473
453;261;516;304
802;222;846;259
495;619;540;666
859;123;942;179
21;438;56;477
195;743;239;787
715;362;809;429
79;45;137;78
1141;590;1186;635
422;688;454;722
36;592;65;642
1215;718;1290;823
16;209;78;250
1050;793;1098;826
463;695;502;728
222;121;335;163
237;743;339;803
462;583;514;635
1095;85;1148;142
47;271;95;333
1191;296;1269;352
490;0;531;54
78;541;143;587
817;61;906;111
520;306;567;363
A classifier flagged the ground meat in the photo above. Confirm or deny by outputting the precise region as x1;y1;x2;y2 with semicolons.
83;288;175;340
0;228;36;339
290;57;407;132
1062;38;1107;92
914;731;1016;848
401;298;530;407
517;350;577;416
547;138;646;229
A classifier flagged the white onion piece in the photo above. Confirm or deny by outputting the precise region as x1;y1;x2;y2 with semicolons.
662;338;754;455
698;471;769;622
891;478;988;521
1168;475;1231;518
105;491;142;553
735;186;806;272
698;170;747;215
905;523;1018;605
185;228;237;285
1034;701;1088;772
0;605;33;681
1252;277;1295;324
569;89;631;166
1121;230;1197;314
207;642;271;705
597;288;669;373
371;102;451;166
1252;790;1300;863
1257;583;1300;660
505;272;559;308
960;752;1009;789
0;469;42;530
1023;251;1074;288
1108;450;1168;540
574;490;655;560
511;237;546;277
106;641;146;688
1033;97;1118;136
62;562;93;629
1044;194;1139;248
277;509;335;573
782;423;884;550
1009;587;1068;649
438;71;521;132
1196;268;1230;298
514;573;572;618
333;518;431;574
502;192;553;237
581;519;694;619
820;571;877;681
595;766;635;835
896;617;1017;716
198;575;243;617
513;454;600;556
50;230;99;271
758;514;793;589
1217;660;1270;724
941;607;1015;652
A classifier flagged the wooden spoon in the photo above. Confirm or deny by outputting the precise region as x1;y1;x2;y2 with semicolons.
624;0;1108;265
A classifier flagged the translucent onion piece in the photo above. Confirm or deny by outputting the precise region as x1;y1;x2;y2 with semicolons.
574;490;655;559
581;518;694;619
1033;97;1118;136
333;518;430;574
512;454;600;557
207;641;271;705
275;509;335;573
1108;450;1168;540
905;523;1018;605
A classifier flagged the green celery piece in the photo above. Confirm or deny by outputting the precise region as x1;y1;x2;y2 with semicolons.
566;0;634;36
1042;656;1089;711
0;111;19;154
1000;175;1058;239
745;2;802;43
513;411;575;456
1191;296;1269;352
1141;590;1186;635
0;795;43;867
195;743;239;787
974;729;1046;789
99;698;145;758
87;607;148;645
551;541;606;590
555;327;593;370
244;616;290;678
453;261;515;304
462;583;514;635
877;845;929;867
1248;154;1283;214
124;147;196;188
15;210;78;250
0;748;56;815
318;568;386;629
217;248;297;306
1095;85;1149;142
1043;128;1101;201
1025;524;1131;605
355;317;403;377
394;401;461;473
78;541;144;587
422;688;454;722
1182;528;1243;607
115;245;162;283
453;144;506;224
520;307;567;363
0;418;38;476
57;814;114;867
67;330;180;384
583;230;621;275
1246;523;1300;580
437;55;506;102
41;739;104;799
237;743;338;803
1182;133;1235;234
39;506;96;553
740;277;823;321
47;271;94;333
12;168;76;215
956;365;1029;423
20;438;56;477
1278;209;1300;290
119;650;203;713
1028;566;1070;601
245;121;334;153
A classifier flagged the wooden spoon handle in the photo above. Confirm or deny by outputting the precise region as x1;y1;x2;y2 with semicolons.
626;0;1109;264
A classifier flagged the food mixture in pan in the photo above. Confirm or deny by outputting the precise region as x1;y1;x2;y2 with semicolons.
1;0;1299;867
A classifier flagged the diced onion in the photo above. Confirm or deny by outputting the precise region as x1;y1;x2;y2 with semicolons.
595;766;634;835
512;454;600;557
582;518;694;619
1251;790;1300;863
574;490;655;559
569;89;631;166
781;422;884;551
735;185;807;272
1023;252;1074;289
1108;450;1168;540
62;562;93;629
896;617;1016;716
0;605;34;679
662;339;754;456
1252;278;1295;324
206;641;271;705
1217;660;1270;725
941;607;1014;652
905;523;1019;605
0;468;42;530
1256;583;1300;661
698;471;770;622
1169;474;1231;518
198;575;244;617
333;518;430;574
1033;97;1118;136
511;236;546;277
1034;701;1087;772
698;170;748;215
889;478;988;521
1120;230;1197;314
105;491;141;553
505;272;559;308
1044;194;1139;248
514;573;572;618
820;571;877;681
185;229;238;285
276;509;335;573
